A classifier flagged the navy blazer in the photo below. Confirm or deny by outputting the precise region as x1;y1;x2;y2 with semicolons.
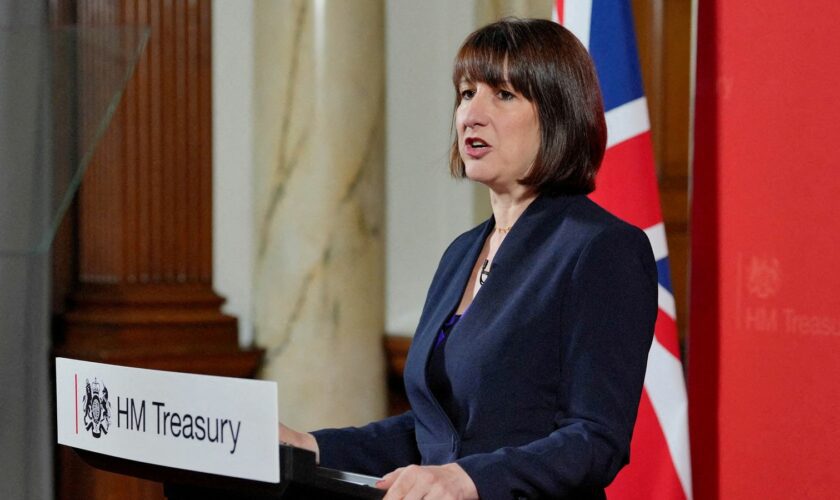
313;194;658;499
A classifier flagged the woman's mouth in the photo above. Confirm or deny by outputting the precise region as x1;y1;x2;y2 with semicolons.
464;137;492;158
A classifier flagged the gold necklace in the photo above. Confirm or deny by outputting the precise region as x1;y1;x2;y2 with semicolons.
495;225;512;234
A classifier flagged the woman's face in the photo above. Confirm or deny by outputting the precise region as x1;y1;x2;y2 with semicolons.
455;79;540;193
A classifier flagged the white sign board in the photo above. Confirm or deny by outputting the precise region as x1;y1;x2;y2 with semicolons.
56;358;279;483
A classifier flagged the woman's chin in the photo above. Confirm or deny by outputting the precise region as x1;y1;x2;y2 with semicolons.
466;176;495;189
464;166;494;185
465;168;508;189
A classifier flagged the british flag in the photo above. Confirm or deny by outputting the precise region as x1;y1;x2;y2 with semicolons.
554;1;693;498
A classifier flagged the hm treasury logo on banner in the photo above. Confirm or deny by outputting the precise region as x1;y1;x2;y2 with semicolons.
82;377;112;438
56;358;280;483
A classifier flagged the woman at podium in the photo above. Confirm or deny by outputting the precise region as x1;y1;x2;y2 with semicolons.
281;18;657;500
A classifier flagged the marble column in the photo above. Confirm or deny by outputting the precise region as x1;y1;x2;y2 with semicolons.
253;0;386;430
476;0;553;26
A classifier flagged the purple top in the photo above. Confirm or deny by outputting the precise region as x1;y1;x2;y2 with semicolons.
427;312;464;431
434;313;462;348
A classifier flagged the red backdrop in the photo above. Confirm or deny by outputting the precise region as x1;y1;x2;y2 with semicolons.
690;1;840;498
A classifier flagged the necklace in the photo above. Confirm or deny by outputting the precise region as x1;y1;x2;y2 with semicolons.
481;223;511;285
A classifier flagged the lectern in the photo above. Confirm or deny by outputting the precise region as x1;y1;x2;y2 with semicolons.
72;444;384;499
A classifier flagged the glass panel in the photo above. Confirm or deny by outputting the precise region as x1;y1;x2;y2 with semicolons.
0;26;149;255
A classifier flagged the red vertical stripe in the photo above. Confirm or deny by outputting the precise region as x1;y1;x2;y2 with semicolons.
688;2;721;498
556;0;564;23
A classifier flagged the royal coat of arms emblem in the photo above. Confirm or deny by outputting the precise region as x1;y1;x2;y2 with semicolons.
83;378;111;438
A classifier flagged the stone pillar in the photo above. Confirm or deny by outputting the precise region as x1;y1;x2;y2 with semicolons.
475;0;553;26
253;0;386;430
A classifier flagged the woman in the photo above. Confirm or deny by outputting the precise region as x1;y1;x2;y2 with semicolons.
281;18;657;499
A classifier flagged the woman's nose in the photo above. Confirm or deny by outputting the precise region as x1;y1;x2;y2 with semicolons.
461;93;490;128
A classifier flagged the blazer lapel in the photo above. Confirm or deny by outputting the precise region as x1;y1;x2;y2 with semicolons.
414;218;494;392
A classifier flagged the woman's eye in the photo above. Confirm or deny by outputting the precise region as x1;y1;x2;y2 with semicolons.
460;89;475;100
498;90;515;101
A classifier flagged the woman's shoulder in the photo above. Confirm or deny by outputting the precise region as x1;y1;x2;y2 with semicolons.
539;195;652;254
554;194;627;224
536;194;642;234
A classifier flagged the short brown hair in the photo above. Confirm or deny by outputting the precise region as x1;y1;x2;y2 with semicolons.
449;18;606;195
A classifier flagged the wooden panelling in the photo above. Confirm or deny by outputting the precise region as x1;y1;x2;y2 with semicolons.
633;0;692;343
70;0;213;286
52;1;262;499
384;336;412;416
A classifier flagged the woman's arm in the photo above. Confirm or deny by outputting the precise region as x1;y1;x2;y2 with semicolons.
312;411;422;477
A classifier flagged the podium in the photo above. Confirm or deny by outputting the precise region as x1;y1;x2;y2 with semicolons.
72;444;384;499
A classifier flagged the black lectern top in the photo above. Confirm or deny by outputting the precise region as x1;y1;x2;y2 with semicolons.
73;444;384;499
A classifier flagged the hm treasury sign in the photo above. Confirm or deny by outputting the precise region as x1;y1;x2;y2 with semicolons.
56;357;280;483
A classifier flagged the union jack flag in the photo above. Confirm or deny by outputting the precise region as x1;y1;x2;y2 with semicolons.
554;1;693;498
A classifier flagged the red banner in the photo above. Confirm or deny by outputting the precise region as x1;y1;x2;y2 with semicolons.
690;1;840;498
